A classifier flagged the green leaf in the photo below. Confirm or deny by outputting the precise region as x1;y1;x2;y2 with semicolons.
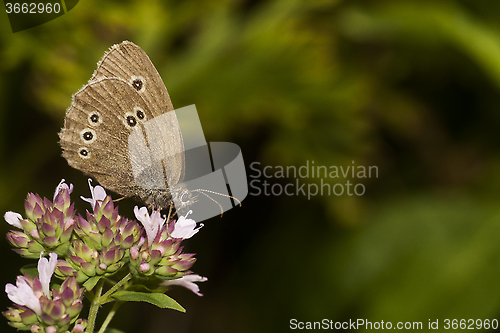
126;284;168;294
111;291;185;312
20;264;38;278
83;276;101;291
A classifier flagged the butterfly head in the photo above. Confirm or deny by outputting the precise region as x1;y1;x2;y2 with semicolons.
142;186;195;215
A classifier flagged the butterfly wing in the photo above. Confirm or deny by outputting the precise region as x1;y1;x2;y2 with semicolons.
92;41;185;185
60;41;185;200
90;41;175;115
59;77;185;199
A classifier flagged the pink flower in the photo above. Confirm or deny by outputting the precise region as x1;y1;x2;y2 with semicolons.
134;206;166;246
53;179;74;201
5;275;41;315
5;253;58;316
80;178;107;210
4;211;23;229
38;252;58;297
170;210;202;239
162;274;208;296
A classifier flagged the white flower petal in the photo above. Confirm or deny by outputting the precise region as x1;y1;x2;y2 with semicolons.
162;274;208;296
81;179;107;210
38;252;57;297
93;186;107;202
134;206;151;228
5;276;41;315
151;210;166;229
171;211;202;239
53;179;73;200
4;211;23;229
134;206;165;246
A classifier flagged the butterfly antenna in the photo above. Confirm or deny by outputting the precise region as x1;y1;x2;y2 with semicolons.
192;190;224;217
193;189;242;207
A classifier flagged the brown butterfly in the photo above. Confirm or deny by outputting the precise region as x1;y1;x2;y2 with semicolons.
59;41;194;212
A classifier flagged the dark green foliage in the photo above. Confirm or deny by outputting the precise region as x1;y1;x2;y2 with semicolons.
2;1;500;332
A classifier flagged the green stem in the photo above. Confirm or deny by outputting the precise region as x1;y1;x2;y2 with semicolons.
85;274;132;332
100;273;132;302
97;301;123;333
86;280;104;333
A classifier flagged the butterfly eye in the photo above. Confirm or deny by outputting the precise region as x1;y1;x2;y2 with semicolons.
78;147;90;159
130;75;146;93
80;128;97;144
88;111;102;126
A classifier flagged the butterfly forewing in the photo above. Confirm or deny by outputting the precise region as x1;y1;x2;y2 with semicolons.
60;41;186;207
90;41;175;114
91;41;185;185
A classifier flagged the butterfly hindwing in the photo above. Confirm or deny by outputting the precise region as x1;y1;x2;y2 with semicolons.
60;78;157;197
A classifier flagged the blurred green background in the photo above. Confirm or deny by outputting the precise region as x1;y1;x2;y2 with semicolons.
2;0;500;332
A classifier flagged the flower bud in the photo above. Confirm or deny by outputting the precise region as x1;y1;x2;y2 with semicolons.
6;188;75;258
58;196;141;285
4;274;84;333
129;222;198;280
